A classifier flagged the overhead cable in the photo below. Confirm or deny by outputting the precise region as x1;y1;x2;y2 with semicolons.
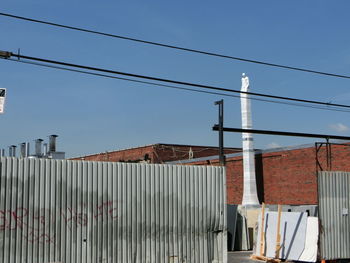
6;58;350;113
1;12;350;80
1;50;350;110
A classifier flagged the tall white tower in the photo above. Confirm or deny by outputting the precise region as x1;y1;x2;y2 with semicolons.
240;73;260;206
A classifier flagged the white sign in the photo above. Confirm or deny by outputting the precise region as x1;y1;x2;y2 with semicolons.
0;88;6;114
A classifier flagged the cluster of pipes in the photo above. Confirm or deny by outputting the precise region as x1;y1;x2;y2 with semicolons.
0;135;58;158
1;74;259;205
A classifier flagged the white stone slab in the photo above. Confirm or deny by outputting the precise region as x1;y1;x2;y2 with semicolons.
298;217;318;262
254;212;307;260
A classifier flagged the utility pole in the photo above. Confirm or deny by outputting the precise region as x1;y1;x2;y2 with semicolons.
215;99;225;165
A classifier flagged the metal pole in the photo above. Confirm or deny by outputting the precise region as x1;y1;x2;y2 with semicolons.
215;99;225;165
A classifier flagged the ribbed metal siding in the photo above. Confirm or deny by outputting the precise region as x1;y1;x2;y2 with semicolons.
0;157;226;263
318;171;350;260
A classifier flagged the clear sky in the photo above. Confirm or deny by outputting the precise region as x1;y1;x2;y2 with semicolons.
1;0;350;158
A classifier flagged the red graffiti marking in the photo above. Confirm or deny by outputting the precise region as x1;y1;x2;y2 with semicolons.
23;231;55;244
0;208;28;231
61;207;88;229
0;200;120;244
94;200;119;220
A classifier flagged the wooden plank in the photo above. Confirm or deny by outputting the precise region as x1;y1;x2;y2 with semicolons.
267;259;281;263
251;254;268;262
275;204;282;259
250;254;281;263
260;202;266;256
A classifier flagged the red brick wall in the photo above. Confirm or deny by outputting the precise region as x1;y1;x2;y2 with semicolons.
152;145;241;163
72;142;350;205
71;145;155;162
71;144;241;163
187;144;350;205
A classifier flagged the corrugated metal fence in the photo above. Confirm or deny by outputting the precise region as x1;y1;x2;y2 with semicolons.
0;157;227;263
318;171;350;260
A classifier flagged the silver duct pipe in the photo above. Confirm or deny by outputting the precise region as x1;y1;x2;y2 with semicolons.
49;135;58;153
20;143;26;158
43;143;48;156
11;145;17;157
35;139;43;157
0;149;5;157
8;146;12;157
240;73;259;206
25;142;30;157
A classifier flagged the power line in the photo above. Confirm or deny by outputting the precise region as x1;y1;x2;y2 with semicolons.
6;58;350;113
1;50;350;110
1;12;350;80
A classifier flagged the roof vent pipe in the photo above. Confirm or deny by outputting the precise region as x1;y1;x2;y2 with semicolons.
25;143;30;157
35;139;43;157
11;145;17;157
8;146;12;157
20;143;26;158
0;149;5;157
43;143;48;156
49;135;58;152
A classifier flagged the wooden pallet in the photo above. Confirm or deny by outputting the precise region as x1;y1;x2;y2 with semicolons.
250;254;281;263
252;203;283;263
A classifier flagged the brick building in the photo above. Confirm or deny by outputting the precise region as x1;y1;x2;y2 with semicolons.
171;142;350;205
72;142;350;206
71;143;242;163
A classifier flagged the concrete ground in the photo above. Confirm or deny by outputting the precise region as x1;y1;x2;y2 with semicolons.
228;251;256;263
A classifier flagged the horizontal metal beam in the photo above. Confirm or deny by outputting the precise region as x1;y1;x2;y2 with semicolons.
212;125;350;141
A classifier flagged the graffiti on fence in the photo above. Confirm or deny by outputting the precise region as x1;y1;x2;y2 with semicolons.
0;200;120;244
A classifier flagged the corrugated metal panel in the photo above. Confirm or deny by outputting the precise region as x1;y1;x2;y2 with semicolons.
318;171;350;260
0;157;227;263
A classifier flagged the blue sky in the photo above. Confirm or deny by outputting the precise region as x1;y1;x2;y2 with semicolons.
1;0;350;157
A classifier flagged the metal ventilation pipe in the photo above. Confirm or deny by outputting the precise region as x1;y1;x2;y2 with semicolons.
35;139;43;157
25;142;30;157
49;135;58;152
11;145;17;157
0;149;5;157
20;143;26;158
43;143;48;156
8;146;12;157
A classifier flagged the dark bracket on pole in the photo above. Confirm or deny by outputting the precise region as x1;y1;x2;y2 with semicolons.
214;100;225;165
0;50;12;59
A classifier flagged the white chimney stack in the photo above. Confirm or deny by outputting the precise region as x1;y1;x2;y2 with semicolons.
240;73;260;206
